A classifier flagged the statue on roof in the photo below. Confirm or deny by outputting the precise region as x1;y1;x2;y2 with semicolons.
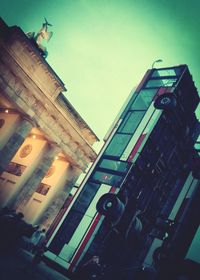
35;18;53;45
26;18;53;58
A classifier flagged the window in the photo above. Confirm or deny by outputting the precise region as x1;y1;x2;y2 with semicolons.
98;159;130;173
74;182;100;213
104;133;132;157
131;89;157;110
145;78;177;88
92;171;123;187
152;68;181;78
49;181;101;254
118;111;145;134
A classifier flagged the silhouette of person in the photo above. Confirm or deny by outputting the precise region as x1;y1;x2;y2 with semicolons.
31;228;46;253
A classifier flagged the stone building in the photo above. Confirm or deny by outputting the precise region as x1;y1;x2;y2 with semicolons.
0;18;98;229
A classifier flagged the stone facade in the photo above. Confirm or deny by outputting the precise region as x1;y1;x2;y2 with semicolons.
0;18;98;229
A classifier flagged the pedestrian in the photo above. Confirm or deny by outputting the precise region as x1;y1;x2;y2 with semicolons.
23;228;47;273
30;227;46;253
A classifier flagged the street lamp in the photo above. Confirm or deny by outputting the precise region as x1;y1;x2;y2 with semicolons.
151;59;163;69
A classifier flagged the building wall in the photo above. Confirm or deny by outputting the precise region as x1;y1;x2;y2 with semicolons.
24;159;70;223
0;131;48;207
0;18;98;230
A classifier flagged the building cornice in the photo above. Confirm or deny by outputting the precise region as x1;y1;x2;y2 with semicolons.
0;18;98;170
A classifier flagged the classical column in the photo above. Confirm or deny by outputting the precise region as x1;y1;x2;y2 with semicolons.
36;166;81;229
9;145;60;211
0;118;33;173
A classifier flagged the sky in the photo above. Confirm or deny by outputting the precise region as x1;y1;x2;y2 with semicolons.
1;0;200;151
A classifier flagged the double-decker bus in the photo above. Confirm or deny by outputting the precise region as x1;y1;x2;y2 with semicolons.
45;65;200;278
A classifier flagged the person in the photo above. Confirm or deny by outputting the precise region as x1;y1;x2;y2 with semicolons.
30;228;46;253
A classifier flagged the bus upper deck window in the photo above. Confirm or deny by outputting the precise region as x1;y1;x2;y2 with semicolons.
98;159;130;173
131;89;157;110
152;68;181;78
145;78;177;88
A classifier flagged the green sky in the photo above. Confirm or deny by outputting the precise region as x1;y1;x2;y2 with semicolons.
1;0;200;150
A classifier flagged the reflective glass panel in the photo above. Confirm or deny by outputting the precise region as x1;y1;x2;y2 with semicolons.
104;134;132;157
131;89;157;110
152;68;181;77
99;159;129;173
118;111;145;134
146;78;177;88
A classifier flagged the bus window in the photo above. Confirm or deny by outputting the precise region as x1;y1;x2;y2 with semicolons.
98;159;130;173
91;171;123;187
152;68;181;78
104;133;132;157
145;78;177;88
118;111;145;134
131;89;157;110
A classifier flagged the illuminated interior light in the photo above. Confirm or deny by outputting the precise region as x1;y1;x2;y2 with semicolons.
5;109;9;113
55;156;59;160
32;135;36;139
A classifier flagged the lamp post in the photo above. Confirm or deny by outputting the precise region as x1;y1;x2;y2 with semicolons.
151;59;163;69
